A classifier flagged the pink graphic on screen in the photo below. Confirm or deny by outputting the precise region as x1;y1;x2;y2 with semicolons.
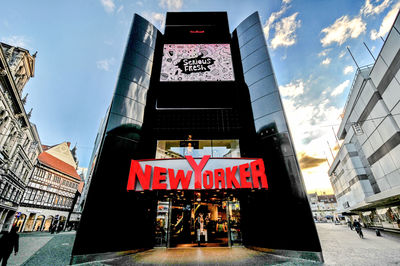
160;44;235;82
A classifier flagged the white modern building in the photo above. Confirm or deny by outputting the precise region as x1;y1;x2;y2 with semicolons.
328;12;400;230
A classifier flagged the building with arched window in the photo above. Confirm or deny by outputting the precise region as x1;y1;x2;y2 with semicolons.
0;42;41;232
16;142;84;232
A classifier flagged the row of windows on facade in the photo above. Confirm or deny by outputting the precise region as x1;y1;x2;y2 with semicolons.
12;157;31;182
23;188;74;208
0;113;38;161
0;181;23;203
35;167;79;189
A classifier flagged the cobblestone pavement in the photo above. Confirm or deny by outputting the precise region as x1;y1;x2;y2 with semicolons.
4;223;400;265
317;223;400;265
6;231;76;266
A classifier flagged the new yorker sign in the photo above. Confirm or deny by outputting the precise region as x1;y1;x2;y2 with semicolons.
127;156;268;191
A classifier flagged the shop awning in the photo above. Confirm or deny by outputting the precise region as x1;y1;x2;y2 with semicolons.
376;208;389;215
362;211;371;216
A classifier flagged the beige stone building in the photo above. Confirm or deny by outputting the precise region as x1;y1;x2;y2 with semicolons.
0;42;42;232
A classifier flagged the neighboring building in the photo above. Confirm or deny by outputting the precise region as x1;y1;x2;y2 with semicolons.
72;12;322;263
0;43;42;232
328;12;400;230
14;142;83;232
308;193;338;221
77;115;107;214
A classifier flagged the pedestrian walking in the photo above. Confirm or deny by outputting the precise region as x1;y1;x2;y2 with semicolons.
0;226;19;266
353;220;363;238
50;224;56;234
347;220;353;230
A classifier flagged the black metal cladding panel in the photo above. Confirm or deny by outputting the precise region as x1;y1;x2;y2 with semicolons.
254;110;288;134
252;92;282;120
110;95;145;123
238;22;264;47
165;12;229;27
236;13;284;128
107;14;159;133
123;50;153;75
239;35;266;59
114;79;148;105
119;64;151;88
248;75;277;101
234;12;321;254
242;47;271;73
243;60;274;86
236;12;259;37
153;109;241;134
164;12;231;42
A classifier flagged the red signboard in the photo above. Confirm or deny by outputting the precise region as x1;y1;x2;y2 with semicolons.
127;156;268;191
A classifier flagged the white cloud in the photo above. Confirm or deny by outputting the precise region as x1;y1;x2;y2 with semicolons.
331;80;350;96
279;78;343;192
270;12;301;49
282;0;291;4
321;57;331;65
361;0;392;16
279;79;304;97
318;49;331;57
370;2;400;40
96;58;115;71
281;91;342;154
343;65;354;75
142;11;165;29
159;0;183;10
263;3;289;41
338;50;346;58
100;0;115;13
117;5;124;13
321;15;366;46
1;35;30;48
136;1;144;6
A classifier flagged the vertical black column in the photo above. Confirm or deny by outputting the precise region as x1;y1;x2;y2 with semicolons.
234;12;322;258
71;14;160;261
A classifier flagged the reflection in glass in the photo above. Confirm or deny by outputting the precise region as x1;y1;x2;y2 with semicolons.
227;200;242;245
239;37;266;59
155;201;169;247
241;46;270;72
156;140;240;159
248;75;277;101
244;60;273;86
238;23;263;47
235;12;259;37
251;92;282;120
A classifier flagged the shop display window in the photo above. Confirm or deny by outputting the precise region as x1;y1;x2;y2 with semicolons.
156;139;240;159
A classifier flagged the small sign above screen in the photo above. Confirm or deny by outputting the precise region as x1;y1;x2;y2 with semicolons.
160;44;235;82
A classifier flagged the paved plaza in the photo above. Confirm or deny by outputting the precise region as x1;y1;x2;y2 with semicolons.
3;223;400;265
317;223;400;265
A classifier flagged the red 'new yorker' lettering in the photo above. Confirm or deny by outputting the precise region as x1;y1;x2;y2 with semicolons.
126;156;268;191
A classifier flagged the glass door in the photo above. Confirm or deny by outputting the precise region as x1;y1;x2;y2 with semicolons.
154;200;170;247
227;201;242;246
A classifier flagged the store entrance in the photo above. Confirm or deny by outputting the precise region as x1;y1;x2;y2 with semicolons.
154;191;242;248
170;192;228;247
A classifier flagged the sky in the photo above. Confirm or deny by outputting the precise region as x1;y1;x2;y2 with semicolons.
1;0;399;193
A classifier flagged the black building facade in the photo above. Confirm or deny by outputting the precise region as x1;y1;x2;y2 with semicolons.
72;12;322;263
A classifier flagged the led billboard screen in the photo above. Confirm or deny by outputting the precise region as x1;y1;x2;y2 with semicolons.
160;44;235;82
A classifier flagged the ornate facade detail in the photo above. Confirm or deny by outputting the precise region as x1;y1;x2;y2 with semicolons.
0;42;41;232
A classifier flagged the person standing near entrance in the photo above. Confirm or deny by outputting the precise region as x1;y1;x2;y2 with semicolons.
0;226;19;266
